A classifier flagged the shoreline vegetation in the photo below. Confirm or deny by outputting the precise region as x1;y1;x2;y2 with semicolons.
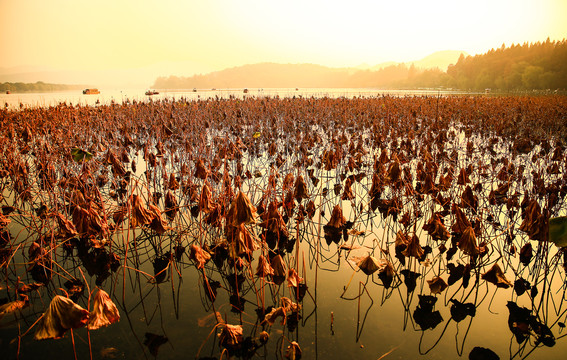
0;81;85;93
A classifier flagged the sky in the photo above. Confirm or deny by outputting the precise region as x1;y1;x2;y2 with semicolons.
1;0;566;86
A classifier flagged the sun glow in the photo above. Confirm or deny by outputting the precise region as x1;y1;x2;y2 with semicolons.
0;0;565;85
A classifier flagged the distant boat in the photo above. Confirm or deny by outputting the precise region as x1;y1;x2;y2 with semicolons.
243;88;249;94
193;88;197;92
83;88;100;95
145;90;159;96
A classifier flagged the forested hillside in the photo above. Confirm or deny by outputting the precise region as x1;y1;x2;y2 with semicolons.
442;39;567;90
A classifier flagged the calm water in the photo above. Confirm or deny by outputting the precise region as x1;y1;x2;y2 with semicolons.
0;88;473;110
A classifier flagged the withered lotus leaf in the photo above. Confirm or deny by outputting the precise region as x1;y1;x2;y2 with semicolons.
457;167;470;185
0;294;29;320
264;306;287;326
482;263;512;288
287;268;303;288
395;230;410;248
458;226;479;256
369;172;383;201
17;282;43;293
231;224;259;256
54;212;77;238
35;295;89;340
88;289;120;330
305;200;316;219
402;234;424;259
387;155;401;184
451;204;471;234
326;204;346;228
341;177;355;200
167;173;179;190
460;185;478;210
271;254;287;278
227;191;257;227
128;194;154;228
195;158;209;179
105;150;126;177
293;175;309;201
427;276;448;294
164;190;179;220
147;203;170;234
219;323;243;349
283;173;295;192
519;199;547;242
189;244;211;270
112;207;127;225
281;296;301;312
199;181;216;214
285;341;302;360
71;202;109;238
261;201;289;235
255;255;274;277
0;213;11;229
422;213;450;241
356;255;381;275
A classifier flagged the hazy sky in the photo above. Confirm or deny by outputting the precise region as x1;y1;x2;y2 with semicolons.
1;0;566;85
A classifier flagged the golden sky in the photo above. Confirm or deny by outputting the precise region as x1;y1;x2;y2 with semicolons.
1;0;566;77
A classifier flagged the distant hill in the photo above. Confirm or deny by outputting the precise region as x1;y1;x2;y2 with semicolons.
154;63;354;89
152;50;468;90
154;41;567;91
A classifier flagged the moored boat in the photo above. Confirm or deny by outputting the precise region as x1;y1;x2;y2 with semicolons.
83;88;100;95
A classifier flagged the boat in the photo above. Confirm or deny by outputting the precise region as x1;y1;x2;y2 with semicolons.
83;88;100;95
243;88;249;94
193;88;197;92
145;90;159;96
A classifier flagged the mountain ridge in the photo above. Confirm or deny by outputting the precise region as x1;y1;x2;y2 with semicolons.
0;50;466;88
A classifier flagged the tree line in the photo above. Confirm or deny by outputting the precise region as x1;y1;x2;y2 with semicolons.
0;81;84;93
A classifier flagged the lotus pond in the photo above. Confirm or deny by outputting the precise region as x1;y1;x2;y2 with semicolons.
1;94;567;359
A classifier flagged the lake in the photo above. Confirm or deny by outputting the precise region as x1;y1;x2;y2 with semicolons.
0;87;475;110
